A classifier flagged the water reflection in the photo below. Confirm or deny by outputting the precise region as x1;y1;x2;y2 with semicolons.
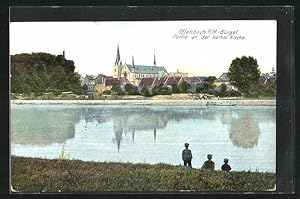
228;113;260;148
111;109;169;151
216;107;275;149
11;107;80;145
11;105;275;151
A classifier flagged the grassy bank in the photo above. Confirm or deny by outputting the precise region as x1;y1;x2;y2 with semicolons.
11;156;275;192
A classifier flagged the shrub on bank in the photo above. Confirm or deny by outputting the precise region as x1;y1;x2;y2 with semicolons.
11;156;275;192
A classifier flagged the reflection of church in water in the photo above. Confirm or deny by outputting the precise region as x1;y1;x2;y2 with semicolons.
112;110;169;152
110;108;216;152
110;107;270;152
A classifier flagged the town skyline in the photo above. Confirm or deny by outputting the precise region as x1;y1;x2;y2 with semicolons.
10;20;276;77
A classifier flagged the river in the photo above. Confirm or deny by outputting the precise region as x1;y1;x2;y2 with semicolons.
11;104;276;172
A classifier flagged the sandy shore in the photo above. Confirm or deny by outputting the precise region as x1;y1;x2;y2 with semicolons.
11;99;276;106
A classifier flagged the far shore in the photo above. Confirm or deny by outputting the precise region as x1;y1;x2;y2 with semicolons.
11;99;276;106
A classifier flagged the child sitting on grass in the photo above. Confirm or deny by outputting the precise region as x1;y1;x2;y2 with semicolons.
221;158;231;172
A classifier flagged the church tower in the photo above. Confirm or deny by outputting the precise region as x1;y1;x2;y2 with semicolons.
113;43;122;78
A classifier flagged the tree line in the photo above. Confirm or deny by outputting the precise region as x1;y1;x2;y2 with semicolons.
102;56;275;98
11;53;275;98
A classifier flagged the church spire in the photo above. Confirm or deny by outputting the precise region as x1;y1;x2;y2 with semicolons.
153;50;156;66
132;55;135;66
115;43;121;65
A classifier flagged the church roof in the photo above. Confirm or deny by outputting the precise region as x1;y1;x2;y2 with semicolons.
126;64;166;74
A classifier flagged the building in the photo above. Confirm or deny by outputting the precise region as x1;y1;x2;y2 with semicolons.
138;77;165;93
259;74;276;85
138;76;182;93
198;76;209;82
138;76;202;94
81;74;104;96
261;68;276;84
168;69;188;77
214;72;230;86
94;76;130;94
184;76;203;93
113;44;168;86
138;77;157;91
214;72;235;91
164;76;183;87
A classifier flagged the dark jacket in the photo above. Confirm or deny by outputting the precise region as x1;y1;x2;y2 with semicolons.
182;148;193;161
221;163;231;172
201;160;215;170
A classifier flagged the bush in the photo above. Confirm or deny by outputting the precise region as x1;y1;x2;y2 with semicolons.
141;87;151;97
171;85;181;93
225;90;243;97
178;81;191;93
216;89;243;98
247;82;276;98
110;85;123;95
125;84;139;95
196;82;216;94
102;90;111;95
152;84;171;95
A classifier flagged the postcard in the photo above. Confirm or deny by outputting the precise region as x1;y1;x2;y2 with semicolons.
10;19;277;192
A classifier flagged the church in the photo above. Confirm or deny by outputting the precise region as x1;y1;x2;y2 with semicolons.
113;44;168;86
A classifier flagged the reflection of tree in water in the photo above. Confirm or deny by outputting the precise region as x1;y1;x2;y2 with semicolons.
229;112;260;149
11;107;81;145
215;107;276;149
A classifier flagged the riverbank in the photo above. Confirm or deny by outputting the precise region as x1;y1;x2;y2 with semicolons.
11;99;275;106
11;156;275;192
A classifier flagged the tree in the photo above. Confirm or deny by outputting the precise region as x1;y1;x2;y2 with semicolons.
124;84;139;95
178;81;191;93
11;53;82;94
110;85;123;95
248;81;276;98
196;82;215;94
171;85;181;93
207;76;217;84
220;83;227;93
102;90;111;95
81;84;88;95
152;84;171;95
228;56;260;95
141;86;151;97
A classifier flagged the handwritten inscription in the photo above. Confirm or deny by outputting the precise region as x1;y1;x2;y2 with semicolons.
173;29;246;40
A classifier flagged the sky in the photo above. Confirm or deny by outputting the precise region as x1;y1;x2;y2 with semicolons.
10;20;277;78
